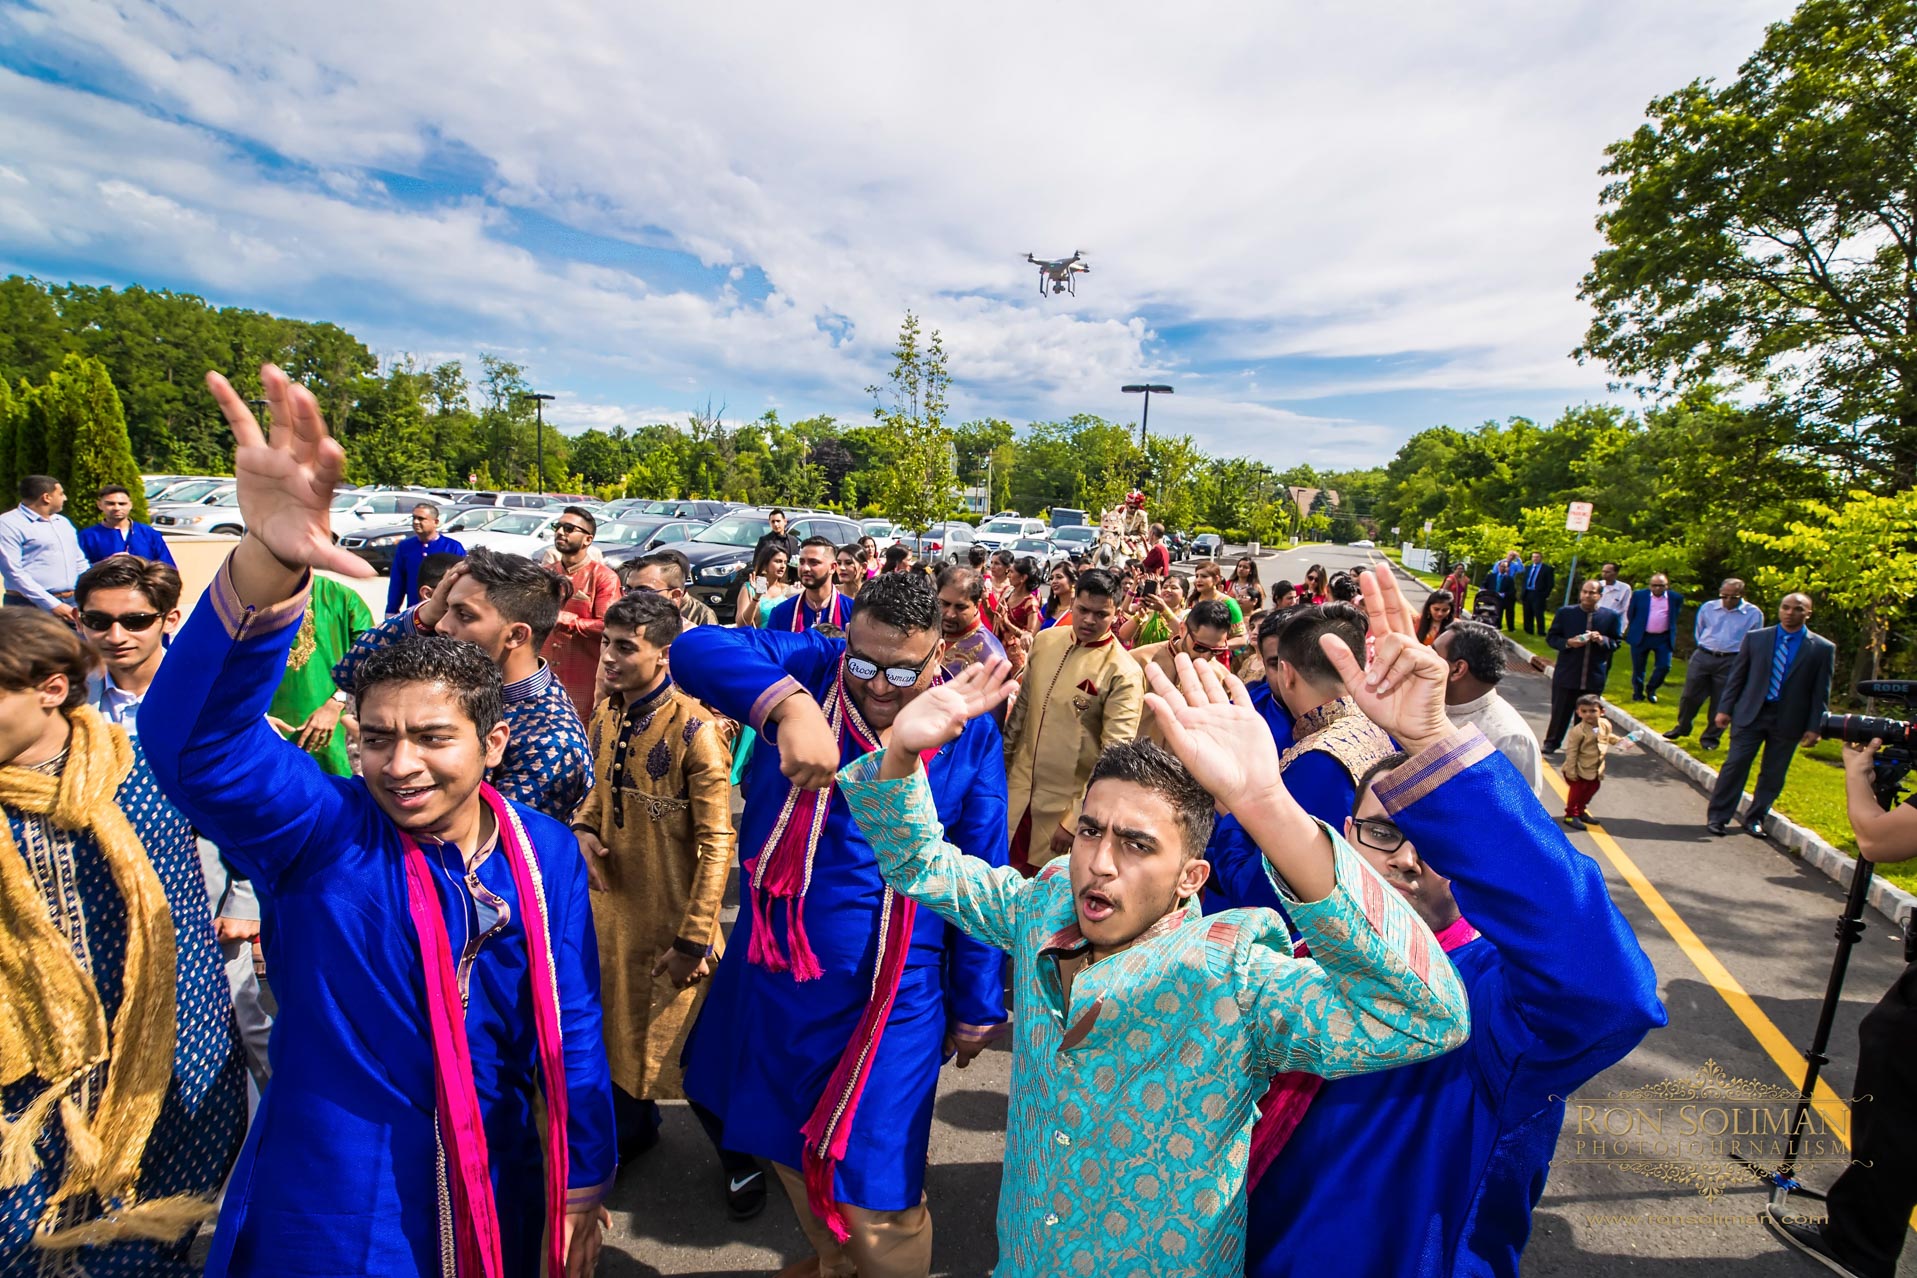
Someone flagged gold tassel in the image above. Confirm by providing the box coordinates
[35,1194,219,1249]
[0,1082,67,1189]
[57,1097,102,1184]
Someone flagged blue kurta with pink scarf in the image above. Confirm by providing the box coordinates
[141,563,617,1277]
[672,624,1009,1211]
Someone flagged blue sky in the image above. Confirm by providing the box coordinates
[0,0,1795,468]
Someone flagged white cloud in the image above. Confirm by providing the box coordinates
[0,0,1797,466]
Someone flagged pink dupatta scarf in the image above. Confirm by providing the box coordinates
[399,784,571,1278]
[746,661,936,1241]
[1245,914,1479,1190]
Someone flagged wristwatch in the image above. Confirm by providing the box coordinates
[330,690,350,705]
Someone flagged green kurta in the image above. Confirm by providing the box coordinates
[269,574,374,776]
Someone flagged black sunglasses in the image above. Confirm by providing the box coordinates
[844,648,937,688]
[80,610,164,633]
[1351,817,1407,854]
[554,522,593,537]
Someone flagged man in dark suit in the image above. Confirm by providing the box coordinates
[1520,551,1557,635]
[1705,592,1834,838]
[1482,551,1521,632]
[1623,573,1684,703]
[1542,578,1622,752]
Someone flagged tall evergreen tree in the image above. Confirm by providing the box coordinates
[57,354,147,528]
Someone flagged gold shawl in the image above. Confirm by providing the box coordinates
[0,705,204,1246]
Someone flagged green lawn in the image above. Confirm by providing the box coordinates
[1380,550,1903,894]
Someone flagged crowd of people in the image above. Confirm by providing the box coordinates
[3,361,1893,1278]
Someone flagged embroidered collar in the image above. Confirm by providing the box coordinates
[1293,694,1363,740]
[1075,631,1117,650]
[501,661,554,705]
[630,673,674,714]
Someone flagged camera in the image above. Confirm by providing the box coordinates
[1817,680,1916,749]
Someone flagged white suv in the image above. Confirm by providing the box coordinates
[973,517,1047,552]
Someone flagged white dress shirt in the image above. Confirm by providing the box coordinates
[1447,688,1545,798]
[1596,579,1633,627]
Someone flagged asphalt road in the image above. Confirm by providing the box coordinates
[598,540,1917,1277]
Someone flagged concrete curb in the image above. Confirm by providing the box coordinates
[1597,699,1917,930]
[1372,556,1917,930]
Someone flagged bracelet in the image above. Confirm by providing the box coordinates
[670,936,706,958]
[570,823,599,837]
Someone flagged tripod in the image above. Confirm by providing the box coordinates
[1742,748,1913,1210]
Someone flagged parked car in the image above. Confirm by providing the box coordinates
[973,516,1048,553]
[1350,538,1376,548]
[859,519,899,551]
[678,508,864,614]
[633,498,735,522]
[1048,506,1089,529]
[992,510,1021,519]
[896,522,976,566]
[597,517,708,567]
[151,483,246,535]
[455,491,551,510]
[455,510,569,557]
[1049,525,1100,561]
[328,491,443,538]
[151,477,230,505]
[1188,533,1224,560]
[338,503,499,573]
[1005,535,1058,567]
[141,474,191,501]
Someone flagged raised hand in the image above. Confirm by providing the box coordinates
[888,659,1019,759]
[207,365,373,580]
[1319,569,1453,755]
[1141,653,1284,816]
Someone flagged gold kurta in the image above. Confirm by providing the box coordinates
[1002,626,1144,864]
[575,677,736,1099]
[1127,639,1231,748]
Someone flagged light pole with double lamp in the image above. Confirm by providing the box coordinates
[516,391,556,494]
[1122,383,1173,449]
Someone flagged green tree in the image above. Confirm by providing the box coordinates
[0,379,16,505]
[868,313,956,533]
[1742,489,1917,685]
[1578,0,1917,487]
[51,355,147,527]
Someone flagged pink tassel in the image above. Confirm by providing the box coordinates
[786,896,824,982]
[805,1145,853,1244]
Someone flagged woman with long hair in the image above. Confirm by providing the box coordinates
[1231,557,1265,612]
[1416,589,1457,646]
[735,543,792,627]
[859,535,882,577]
[1041,562,1077,628]
[1302,564,1328,605]
[1441,563,1472,610]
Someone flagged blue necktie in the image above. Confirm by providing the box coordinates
[1527,565,1539,589]
[1766,630,1796,701]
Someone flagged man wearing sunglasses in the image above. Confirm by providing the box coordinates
[74,554,276,1090]
[1242,569,1665,1278]
[1131,597,1236,747]
[542,506,622,719]
[669,571,1010,1278]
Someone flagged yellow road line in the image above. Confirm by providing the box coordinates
[1541,765,1853,1146]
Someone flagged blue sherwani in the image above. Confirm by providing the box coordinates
[386,533,465,615]
[673,625,1009,1210]
[1247,729,1665,1277]
[142,565,617,1277]
[78,520,175,565]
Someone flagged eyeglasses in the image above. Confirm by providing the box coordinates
[1187,638,1231,659]
[1350,817,1407,854]
[622,584,658,595]
[554,523,593,537]
[844,648,937,687]
[79,610,164,633]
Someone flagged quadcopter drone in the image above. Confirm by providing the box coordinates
[1026,250,1089,298]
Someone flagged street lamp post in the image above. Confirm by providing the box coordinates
[1121,384,1173,449]
[517,392,556,493]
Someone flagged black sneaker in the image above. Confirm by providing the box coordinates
[726,1167,767,1221]
[1564,815,1587,830]
[1763,1204,1866,1276]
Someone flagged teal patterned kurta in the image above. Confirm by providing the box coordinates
[838,750,1471,1278]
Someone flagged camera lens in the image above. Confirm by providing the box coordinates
[1818,713,1915,748]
